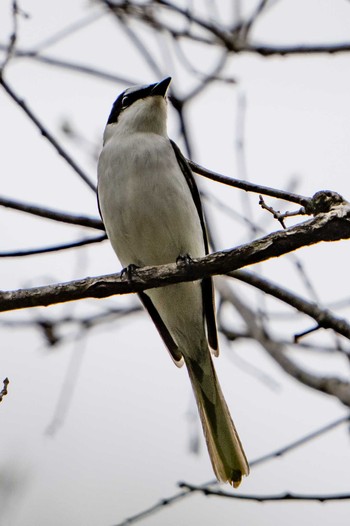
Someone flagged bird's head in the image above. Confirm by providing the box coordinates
[104,77,172,142]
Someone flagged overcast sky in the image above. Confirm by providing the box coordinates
[1,1,350,525]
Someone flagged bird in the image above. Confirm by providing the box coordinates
[97,76,249,487]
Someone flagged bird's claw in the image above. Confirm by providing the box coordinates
[121,264,139,283]
[176,253,193,267]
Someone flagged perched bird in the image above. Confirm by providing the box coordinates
[97,77,249,487]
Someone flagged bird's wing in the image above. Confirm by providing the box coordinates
[97,167,184,365]
[170,140,219,355]
[138,291,184,366]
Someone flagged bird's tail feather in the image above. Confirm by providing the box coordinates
[184,352,249,487]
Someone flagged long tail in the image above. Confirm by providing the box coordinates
[184,351,249,487]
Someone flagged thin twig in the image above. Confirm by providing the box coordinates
[189,160,311,207]
[221,327,350,355]
[0,44,138,84]
[101,1,350,56]
[32,10,106,53]
[238,0,270,41]
[0,0,26,72]
[112,487,193,526]
[0,77,97,192]
[0,195,104,230]
[218,278,350,406]
[178,483,350,502]
[0,378,10,403]
[113,414,350,525]
[259,194,307,228]
[249,414,350,467]
[231,270,350,341]
[0,234,107,258]
[246,42,350,56]
[113,13,164,79]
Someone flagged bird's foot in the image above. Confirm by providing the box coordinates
[121,264,139,283]
[176,253,193,267]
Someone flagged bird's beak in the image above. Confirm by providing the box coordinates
[150,77,172,97]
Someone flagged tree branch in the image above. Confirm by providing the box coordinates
[189,160,311,207]
[0,77,97,192]
[0,378,9,403]
[244,42,350,57]
[0,233,107,257]
[178,482,350,502]
[0,195,104,230]
[1,202,350,313]
[100,1,350,57]
[217,280,350,406]
[231,270,350,340]
[113,414,350,525]
[0,43,138,84]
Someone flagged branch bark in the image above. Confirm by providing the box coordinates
[1,203,350,314]
[217,280,350,407]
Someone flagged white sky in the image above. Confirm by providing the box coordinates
[1,1,350,525]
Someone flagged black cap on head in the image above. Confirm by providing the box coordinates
[107,77,172,124]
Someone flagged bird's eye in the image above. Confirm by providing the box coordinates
[121,95,129,108]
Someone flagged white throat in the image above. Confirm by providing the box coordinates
[104,96,168,144]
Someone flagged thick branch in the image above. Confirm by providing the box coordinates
[1,205,350,313]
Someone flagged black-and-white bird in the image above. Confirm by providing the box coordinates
[97,77,249,487]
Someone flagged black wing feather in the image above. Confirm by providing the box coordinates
[170,140,219,353]
[138,291,183,365]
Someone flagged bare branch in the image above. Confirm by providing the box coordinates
[112,487,193,526]
[32,11,106,53]
[0,305,142,349]
[113,414,350,525]
[217,280,350,406]
[231,270,350,340]
[98,1,350,57]
[0,43,138,84]
[1,0,31,74]
[249,414,350,467]
[104,0,229,44]
[0,233,107,258]
[1,203,350,315]
[112,11,164,78]
[0,195,104,230]
[221,326,350,355]
[190,160,311,207]
[238,0,270,41]
[0,77,97,192]
[245,42,350,57]
[0,0,19,72]
[178,482,350,502]
[0,378,9,403]
[259,194,306,228]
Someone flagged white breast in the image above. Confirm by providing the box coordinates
[98,131,205,268]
